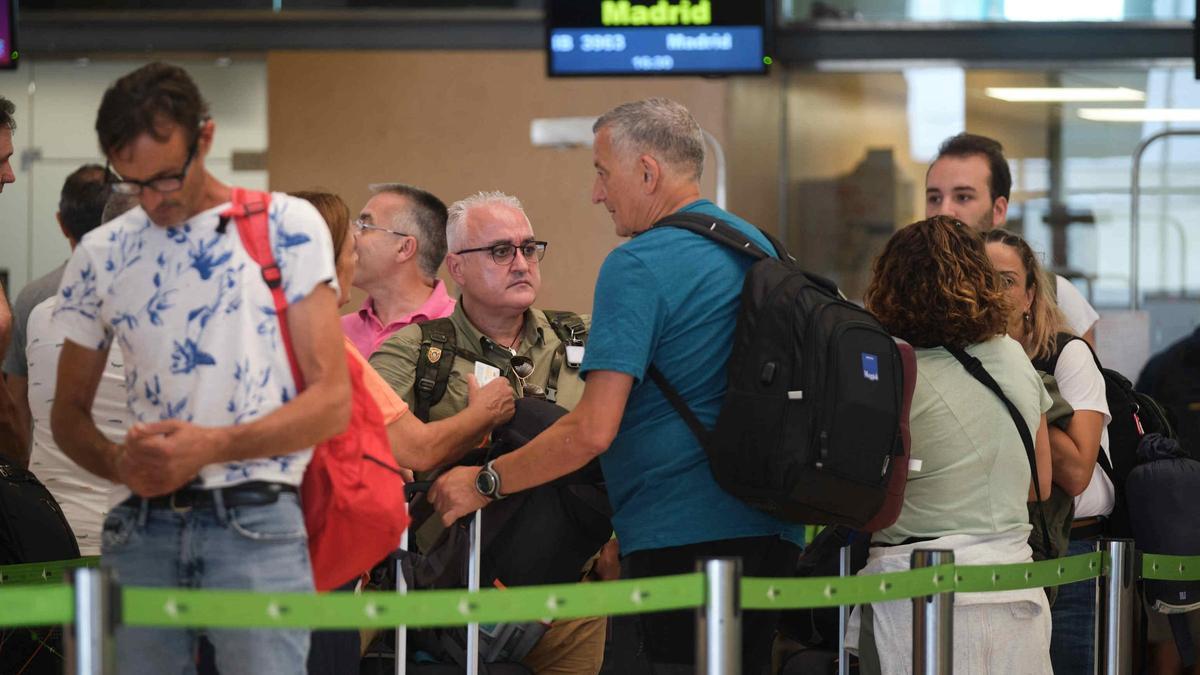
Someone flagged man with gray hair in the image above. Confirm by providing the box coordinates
[371,190,608,674]
[429,98,805,673]
[341,183,455,357]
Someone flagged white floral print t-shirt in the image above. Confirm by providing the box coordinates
[52,192,338,495]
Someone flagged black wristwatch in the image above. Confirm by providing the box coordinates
[475,461,505,500]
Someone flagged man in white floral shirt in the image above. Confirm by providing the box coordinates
[50,62,350,674]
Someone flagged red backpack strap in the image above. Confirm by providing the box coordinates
[222,187,306,391]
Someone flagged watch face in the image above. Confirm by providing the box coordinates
[476,470,497,497]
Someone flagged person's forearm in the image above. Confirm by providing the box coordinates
[0,286,11,362]
[218,376,350,463]
[1048,426,1093,496]
[0,381,28,467]
[399,406,492,471]
[5,376,31,461]
[492,410,606,494]
[50,401,122,481]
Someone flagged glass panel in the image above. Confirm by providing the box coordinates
[0,57,267,301]
[784,62,1200,376]
[783,0,1195,22]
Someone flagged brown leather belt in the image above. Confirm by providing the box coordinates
[1070,516,1105,540]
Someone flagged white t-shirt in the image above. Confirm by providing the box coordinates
[26,295,125,554]
[52,193,337,501]
[1056,275,1100,338]
[1053,339,1115,518]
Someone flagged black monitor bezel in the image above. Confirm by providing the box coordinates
[544,0,774,79]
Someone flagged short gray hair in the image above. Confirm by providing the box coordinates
[446,191,529,253]
[593,97,705,180]
[367,183,448,279]
[101,190,139,224]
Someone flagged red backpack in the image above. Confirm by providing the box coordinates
[225,187,409,591]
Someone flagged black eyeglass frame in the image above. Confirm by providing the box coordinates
[105,129,202,197]
[455,240,548,265]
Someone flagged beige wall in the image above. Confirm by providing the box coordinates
[268,50,750,314]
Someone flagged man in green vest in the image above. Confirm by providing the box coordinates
[370,190,607,675]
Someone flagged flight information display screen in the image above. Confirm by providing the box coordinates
[546,0,770,77]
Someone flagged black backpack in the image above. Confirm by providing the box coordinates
[1035,333,1175,537]
[395,399,611,669]
[1143,333,1200,460]
[412,311,588,420]
[0,458,80,674]
[1124,433,1200,665]
[648,213,906,529]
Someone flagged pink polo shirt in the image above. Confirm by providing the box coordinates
[341,280,456,358]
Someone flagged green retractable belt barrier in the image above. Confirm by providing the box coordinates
[1,552,1197,631]
[0,555,100,586]
[121,573,704,630]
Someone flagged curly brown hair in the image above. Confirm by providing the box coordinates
[864,216,1010,349]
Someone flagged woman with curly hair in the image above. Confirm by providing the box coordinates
[984,227,1111,675]
[845,215,1053,675]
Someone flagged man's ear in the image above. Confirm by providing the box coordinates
[56,212,78,247]
[395,236,418,265]
[445,253,466,286]
[638,154,662,195]
[992,195,1009,227]
[196,118,216,158]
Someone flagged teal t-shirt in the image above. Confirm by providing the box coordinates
[580,200,807,554]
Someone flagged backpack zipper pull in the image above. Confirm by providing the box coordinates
[1133,412,1145,436]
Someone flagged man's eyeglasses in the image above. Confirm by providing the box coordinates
[354,218,412,238]
[107,138,200,197]
[456,241,547,266]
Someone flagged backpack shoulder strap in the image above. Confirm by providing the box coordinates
[540,310,587,404]
[224,188,305,390]
[650,212,773,261]
[648,365,711,449]
[541,310,588,345]
[1032,332,1083,375]
[413,318,458,422]
[944,345,1052,553]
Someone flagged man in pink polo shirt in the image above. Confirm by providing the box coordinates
[342,183,456,357]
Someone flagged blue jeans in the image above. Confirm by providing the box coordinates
[1050,538,1098,675]
[102,490,313,675]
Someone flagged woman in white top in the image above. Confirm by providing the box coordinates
[985,228,1111,675]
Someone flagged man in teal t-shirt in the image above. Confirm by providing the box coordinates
[429,98,803,672]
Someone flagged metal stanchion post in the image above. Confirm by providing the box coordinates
[467,511,482,675]
[697,557,741,675]
[838,544,851,675]
[1099,538,1136,675]
[910,549,953,675]
[394,531,408,675]
[66,566,115,675]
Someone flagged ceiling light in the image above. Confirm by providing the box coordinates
[986,87,1145,103]
[1078,108,1200,122]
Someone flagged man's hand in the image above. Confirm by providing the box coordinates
[466,374,515,427]
[119,420,228,497]
[591,538,621,581]
[429,464,490,527]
